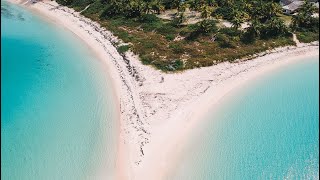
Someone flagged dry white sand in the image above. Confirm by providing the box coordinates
[9,0,319,179]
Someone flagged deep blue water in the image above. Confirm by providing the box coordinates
[174,57,319,179]
[1,2,118,179]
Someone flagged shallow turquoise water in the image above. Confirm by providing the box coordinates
[1,2,117,179]
[174,57,319,179]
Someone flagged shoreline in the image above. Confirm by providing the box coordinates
[7,0,319,179]
[163,52,320,179]
[135,50,319,180]
[7,0,131,178]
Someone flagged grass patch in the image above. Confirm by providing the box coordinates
[278,14,292,25]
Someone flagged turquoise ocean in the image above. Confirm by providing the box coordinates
[174,57,319,179]
[1,2,117,179]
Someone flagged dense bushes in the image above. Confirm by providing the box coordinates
[138,14,160,23]
[291,11,319,32]
[57,0,301,71]
[197,19,218,34]
[81,1,104,16]
[296,31,319,43]
[261,17,289,38]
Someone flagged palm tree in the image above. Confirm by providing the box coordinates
[265,17,288,36]
[188,0,202,11]
[263,2,281,21]
[230,10,244,29]
[248,19,262,37]
[151,0,165,14]
[200,4,213,19]
[172,2,187,27]
[178,2,188,13]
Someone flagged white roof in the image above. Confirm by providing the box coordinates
[283,1,304,11]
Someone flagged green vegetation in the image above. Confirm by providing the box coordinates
[290,1,319,43]
[56,0,318,72]
[296,31,319,43]
[117,45,131,54]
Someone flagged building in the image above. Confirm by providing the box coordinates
[282,1,304,14]
[280,0,295,6]
[281,0,319,5]
[281,0,319,15]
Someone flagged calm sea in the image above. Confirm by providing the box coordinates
[1,2,117,179]
[174,57,319,179]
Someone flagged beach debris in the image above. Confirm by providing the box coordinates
[160,76,164,83]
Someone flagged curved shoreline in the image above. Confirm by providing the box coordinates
[136,48,319,180]
[8,0,319,179]
[7,0,129,178]
[164,52,320,179]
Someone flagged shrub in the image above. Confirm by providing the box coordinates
[141,54,153,65]
[260,17,289,39]
[171,13,186,27]
[116,31,133,42]
[100,4,122,18]
[216,33,236,48]
[82,0,105,16]
[214,6,233,20]
[186,31,201,41]
[171,59,184,70]
[296,31,319,43]
[165,34,175,41]
[70,0,93,10]
[240,20,262,43]
[139,14,160,23]
[117,45,130,54]
[154,59,184,71]
[196,19,218,34]
[292,16,319,32]
[219,28,242,37]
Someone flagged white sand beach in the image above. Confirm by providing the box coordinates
[9,0,319,179]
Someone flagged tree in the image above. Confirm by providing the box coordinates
[262,2,281,21]
[230,9,244,29]
[188,0,203,11]
[262,17,289,37]
[162,0,180,9]
[151,0,165,14]
[178,2,188,13]
[249,1,281,23]
[200,4,213,19]
[197,19,218,34]
[241,19,262,43]
[291,0,317,31]
[172,3,187,27]
[249,19,263,37]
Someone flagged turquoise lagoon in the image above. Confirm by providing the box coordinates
[1,2,117,179]
[174,57,319,179]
